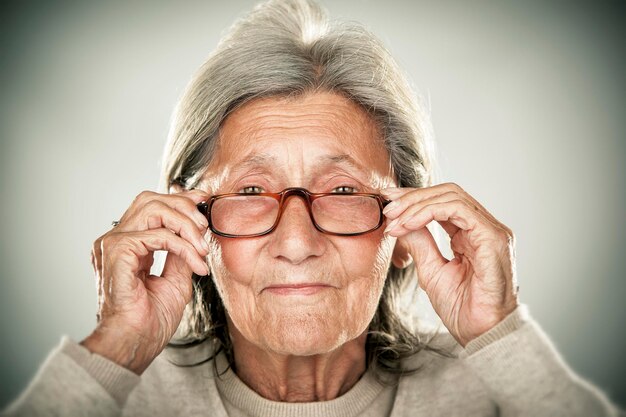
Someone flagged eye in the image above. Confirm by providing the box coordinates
[332,186,357,193]
[240,186,264,194]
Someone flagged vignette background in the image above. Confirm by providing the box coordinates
[1,0,624,409]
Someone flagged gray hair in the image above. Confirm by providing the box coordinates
[161,0,442,381]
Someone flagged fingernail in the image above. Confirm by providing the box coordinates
[384,219,399,234]
[382,201,399,215]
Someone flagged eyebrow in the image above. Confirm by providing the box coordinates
[230,153,368,177]
[236,153,363,167]
[233,153,277,171]
[314,154,368,176]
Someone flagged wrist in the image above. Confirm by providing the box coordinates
[462,304,525,353]
[457,301,520,347]
[80,322,158,375]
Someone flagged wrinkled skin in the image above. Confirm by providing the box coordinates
[84,92,518,402]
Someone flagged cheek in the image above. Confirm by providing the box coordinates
[206,235,261,333]
[211,236,259,285]
[206,230,396,354]
[339,230,393,282]
[342,232,395,326]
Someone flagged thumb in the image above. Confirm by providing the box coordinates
[397,226,447,290]
[159,251,200,301]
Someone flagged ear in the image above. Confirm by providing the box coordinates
[391,238,413,269]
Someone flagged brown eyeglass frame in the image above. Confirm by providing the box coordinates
[196,187,391,238]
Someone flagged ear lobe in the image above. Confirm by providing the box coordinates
[391,238,413,269]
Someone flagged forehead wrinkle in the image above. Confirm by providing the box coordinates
[313,154,368,180]
[306,154,394,191]
[200,150,280,193]
[202,92,394,192]
[233,100,375,148]
[246,99,366,126]
[231,152,277,173]
[206,146,392,192]
[244,120,349,147]
[220,93,385,162]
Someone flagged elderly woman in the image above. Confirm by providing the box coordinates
[3,1,622,416]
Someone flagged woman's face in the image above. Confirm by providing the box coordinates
[201,92,397,356]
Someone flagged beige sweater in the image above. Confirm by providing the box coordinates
[2,305,623,416]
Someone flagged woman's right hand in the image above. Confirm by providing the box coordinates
[81,189,210,375]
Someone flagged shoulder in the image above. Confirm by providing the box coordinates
[143,339,218,385]
[123,339,228,416]
[392,331,498,416]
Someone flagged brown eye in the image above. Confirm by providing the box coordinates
[241,186,264,194]
[332,186,357,193]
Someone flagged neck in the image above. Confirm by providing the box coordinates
[228,324,367,402]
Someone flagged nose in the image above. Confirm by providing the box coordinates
[267,195,325,264]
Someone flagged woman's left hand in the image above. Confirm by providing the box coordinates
[382,182,519,347]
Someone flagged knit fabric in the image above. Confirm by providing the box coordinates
[2,305,623,417]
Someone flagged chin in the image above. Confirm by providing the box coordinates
[260,312,353,356]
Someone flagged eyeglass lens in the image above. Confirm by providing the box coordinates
[210,194,381,236]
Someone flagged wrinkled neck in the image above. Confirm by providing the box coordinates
[229,324,367,402]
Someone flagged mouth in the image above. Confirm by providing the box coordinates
[263,283,333,296]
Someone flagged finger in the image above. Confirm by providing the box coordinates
[413,228,449,289]
[436,220,460,240]
[144,271,194,311]
[91,236,105,322]
[385,191,463,237]
[397,226,448,289]
[120,200,209,256]
[388,199,492,238]
[379,187,408,198]
[146,229,209,277]
[160,250,201,303]
[91,234,105,280]
[382,187,444,223]
[105,228,209,278]
[161,249,194,278]
[161,244,208,285]
[382,183,501,228]
[137,251,156,277]
[389,185,510,241]
[150,250,197,306]
[121,190,209,231]
[174,188,212,206]
[382,184,459,218]
[147,229,208,277]
[161,190,210,230]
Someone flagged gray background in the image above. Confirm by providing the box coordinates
[1,0,625,410]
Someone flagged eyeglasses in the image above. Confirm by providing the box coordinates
[197,187,390,238]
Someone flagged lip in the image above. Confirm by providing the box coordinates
[263,283,333,296]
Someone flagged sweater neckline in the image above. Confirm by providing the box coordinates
[213,351,388,417]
